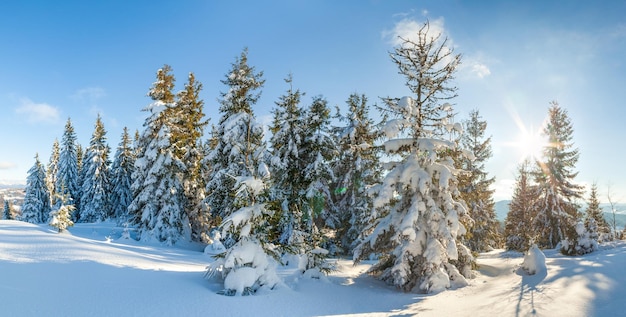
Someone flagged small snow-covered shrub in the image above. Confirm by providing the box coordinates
[203,231,226,256]
[205,239,280,296]
[49,204,75,233]
[120,222,132,240]
[561,221,597,256]
[521,244,546,275]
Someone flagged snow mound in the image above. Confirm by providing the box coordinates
[521,244,546,275]
[203,240,226,255]
[224,267,257,295]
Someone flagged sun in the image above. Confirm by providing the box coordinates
[516,127,546,161]
[506,106,547,161]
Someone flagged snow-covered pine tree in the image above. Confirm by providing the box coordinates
[354,21,473,293]
[49,190,75,233]
[46,139,60,207]
[532,101,584,251]
[205,117,279,296]
[331,93,381,254]
[56,118,81,214]
[79,115,112,222]
[269,78,336,272]
[289,95,338,268]
[585,183,611,242]
[110,127,135,223]
[128,65,190,245]
[205,48,265,240]
[269,75,307,249]
[3,199,12,220]
[173,72,209,242]
[302,96,337,232]
[504,160,537,252]
[20,154,51,224]
[456,109,500,252]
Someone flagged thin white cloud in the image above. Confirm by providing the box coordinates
[0,162,17,170]
[471,62,491,78]
[458,58,492,79]
[383,17,448,47]
[71,87,106,101]
[391,9,416,19]
[73,87,119,129]
[15,98,61,124]
[384,16,490,79]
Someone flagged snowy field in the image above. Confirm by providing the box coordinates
[1,220,625,317]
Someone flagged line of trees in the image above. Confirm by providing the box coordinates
[18,22,510,294]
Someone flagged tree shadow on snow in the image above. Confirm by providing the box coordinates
[515,266,547,317]
[512,243,626,317]
[539,244,626,316]
[292,260,422,317]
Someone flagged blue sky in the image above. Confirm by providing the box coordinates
[1,0,625,202]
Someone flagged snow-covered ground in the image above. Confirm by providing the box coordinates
[1,220,625,317]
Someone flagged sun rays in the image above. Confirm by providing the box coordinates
[505,106,548,162]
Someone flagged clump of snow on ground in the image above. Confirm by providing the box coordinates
[203,231,225,255]
[224,266,258,295]
[521,244,547,275]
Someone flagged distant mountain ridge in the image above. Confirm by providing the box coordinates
[0,184,25,189]
[495,200,626,229]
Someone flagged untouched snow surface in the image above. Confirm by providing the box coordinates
[1,220,626,316]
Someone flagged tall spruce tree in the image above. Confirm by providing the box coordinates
[269,75,307,248]
[128,65,190,245]
[354,21,473,293]
[504,160,537,251]
[56,118,80,213]
[269,78,336,272]
[300,96,337,253]
[332,93,381,254]
[20,154,51,224]
[173,72,209,242]
[205,114,279,296]
[79,115,112,222]
[585,183,611,242]
[47,139,60,207]
[205,48,266,241]
[457,110,500,252]
[533,101,584,251]
[110,127,135,222]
